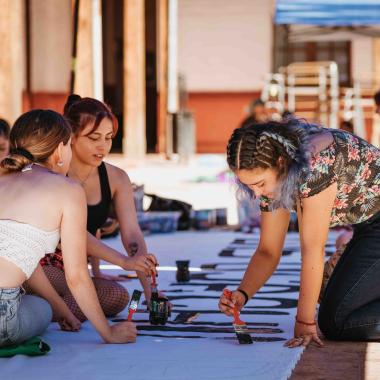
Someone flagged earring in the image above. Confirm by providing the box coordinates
[57,162,63,167]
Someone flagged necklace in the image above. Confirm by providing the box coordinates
[22,162,52,173]
[70,167,94,187]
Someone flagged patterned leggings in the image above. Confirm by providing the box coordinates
[25,265,129,322]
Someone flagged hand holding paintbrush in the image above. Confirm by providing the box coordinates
[218,288,247,316]
[220,289,253,344]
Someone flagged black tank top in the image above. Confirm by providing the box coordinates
[87,162,112,236]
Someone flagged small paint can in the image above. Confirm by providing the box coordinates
[215,208,227,225]
[149,295,171,325]
[176,260,190,282]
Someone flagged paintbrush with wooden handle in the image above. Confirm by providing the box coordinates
[223,289,253,344]
[127,290,142,321]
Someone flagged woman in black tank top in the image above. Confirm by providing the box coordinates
[39,95,158,322]
[86,162,112,236]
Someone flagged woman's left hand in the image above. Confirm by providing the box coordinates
[284,321,324,348]
[158,291,173,311]
[57,311,81,332]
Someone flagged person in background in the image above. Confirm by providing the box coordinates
[0,118,10,161]
[340,120,354,134]
[240,99,269,128]
[374,89,380,115]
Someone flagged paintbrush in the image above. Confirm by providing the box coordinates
[223,289,253,344]
[151,270,158,293]
[127,290,142,321]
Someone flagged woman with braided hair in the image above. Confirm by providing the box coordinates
[218,118,380,346]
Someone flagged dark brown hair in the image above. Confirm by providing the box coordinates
[0,109,71,173]
[63,94,118,137]
[0,118,10,139]
[374,90,380,106]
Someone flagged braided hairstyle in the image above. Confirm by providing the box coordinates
[227,118,321,209]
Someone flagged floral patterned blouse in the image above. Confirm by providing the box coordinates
[260,129,380,227]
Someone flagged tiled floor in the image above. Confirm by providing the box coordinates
[290,341,367,380]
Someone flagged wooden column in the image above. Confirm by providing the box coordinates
[157,0,168,154]
[123,0,146,159]
[0,0,24,123]
[74,0,94,97]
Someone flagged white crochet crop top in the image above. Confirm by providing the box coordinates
[0,219,60,279]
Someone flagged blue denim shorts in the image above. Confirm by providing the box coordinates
[0,287,22,346]
[0,288,52,347]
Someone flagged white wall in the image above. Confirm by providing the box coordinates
[352,38,373,84]
[0,0,25,123]
[178,0,274,92]
[31,0,72,92]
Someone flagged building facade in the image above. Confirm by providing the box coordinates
[1,0,379,157]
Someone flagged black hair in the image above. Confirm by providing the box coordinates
[374,90,380,106]
[0,119,10,139]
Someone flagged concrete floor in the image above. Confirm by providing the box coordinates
[108,153,240,224]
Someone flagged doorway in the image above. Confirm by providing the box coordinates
[102,0,124,153]
[145,0,158,153]
[102,0,158,153]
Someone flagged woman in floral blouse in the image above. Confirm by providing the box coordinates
[218,118,380,347]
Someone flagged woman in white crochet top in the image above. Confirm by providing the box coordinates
[0,110,155,346]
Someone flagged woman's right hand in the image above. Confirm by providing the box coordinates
[124,253,158,276]
[218,289,246,316]
[106,321,137,343]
